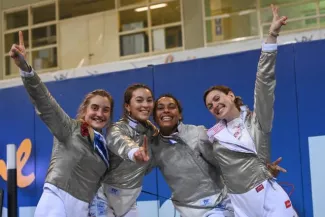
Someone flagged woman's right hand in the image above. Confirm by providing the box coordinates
[9,31,30,72]
[134,135,150,163]
[269,4,287,35]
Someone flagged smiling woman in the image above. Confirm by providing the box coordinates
[9,31,114,217]
[153,93,183,136]
[150,93,233,217]
[203,5,298,217]
[76,91,113,131]
[123,84,154,122]
[98,83,158,217]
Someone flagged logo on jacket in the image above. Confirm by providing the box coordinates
[109,187,120,196]
[201,198,212,206]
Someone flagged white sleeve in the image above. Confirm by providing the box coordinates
[20,69,35,77]
[262,43,277,52]
[128,147,139,162]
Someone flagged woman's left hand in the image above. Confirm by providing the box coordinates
[267,157,287,177]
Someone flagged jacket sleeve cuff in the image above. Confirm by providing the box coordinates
[262,43,277,52]
[128,147,139,162]
[20,68,35,77]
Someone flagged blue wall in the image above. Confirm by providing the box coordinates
[1,40,324,217]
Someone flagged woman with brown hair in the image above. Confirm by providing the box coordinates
[9,31,113,217]
[102,84,158,217]
[203,5,297,217]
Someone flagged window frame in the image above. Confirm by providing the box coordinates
[2,0,59,79]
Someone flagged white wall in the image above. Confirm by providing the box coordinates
[308,135,325,217]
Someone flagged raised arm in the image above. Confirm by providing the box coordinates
[254,5,287,133]
[9,31,73,142]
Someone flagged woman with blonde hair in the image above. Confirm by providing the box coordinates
[9,31,113,217]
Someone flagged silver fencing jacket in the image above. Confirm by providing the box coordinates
[103,117,158,188]
[102,117,158,216]
[151,122,229,217]
[207,49,277,194]
[22,72,108,203]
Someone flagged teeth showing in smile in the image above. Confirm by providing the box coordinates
[216,105,225,115]
[161,116,172,121]
[93,118,104,123]
[140,110,149,114]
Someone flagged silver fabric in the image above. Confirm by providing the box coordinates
[209,50,277,194]
[103,117,157,215]
[22,72,107,203]
[151,123,231,217]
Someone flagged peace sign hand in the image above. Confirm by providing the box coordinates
[269,4,287,35]
[267,157,287,178]
[134,135,150,163]
[9,31,30,72]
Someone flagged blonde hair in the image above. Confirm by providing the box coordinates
[76,89,114,122]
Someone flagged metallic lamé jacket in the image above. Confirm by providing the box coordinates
[151,122,227,214]
[103,117,158,189]
[209,49,277,194]
[22,72,107,203]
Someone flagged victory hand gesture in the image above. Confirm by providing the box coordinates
[269,4,287,36]
[9,31,30,72]
[267,157,287,178]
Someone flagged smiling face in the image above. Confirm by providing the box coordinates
[77,89,113,131]
[154,96,182,135]
[125,88,154,122]
[205,90,239,121]
[84,95,111,130]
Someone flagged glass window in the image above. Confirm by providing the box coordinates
[118,0,183,56]
[119,0,146,7]
[32,47,58,70]
[32,25,57,48]
[319,0,325,25]
[150,1,181,26]
[320,0,325,12]
[32,4,56,24]
[59,0,115,20]
[261,2,317,23]
[5,10,28,30]
[4,30,29,52]
[150,0,169,2]
[119,9,148,32]
[263,18,318,35]
[120,32,149,56]
[260,0,300,8]
[4,2,59,77]
[165,26,182,49]
[152,25,182,51]
[5,55,20,76]
[205,0,256,17]
[206,12,258,43]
